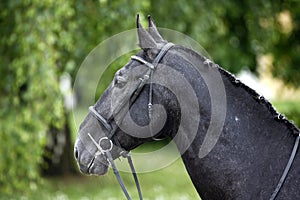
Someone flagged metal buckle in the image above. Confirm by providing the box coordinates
[88,133,113,155]
[120,151,130,158]
[98,137,113,153]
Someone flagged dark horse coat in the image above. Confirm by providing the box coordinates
[74,15,300,200]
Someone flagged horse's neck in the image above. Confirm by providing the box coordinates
[176,64,298,199]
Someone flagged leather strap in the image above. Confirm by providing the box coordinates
[269,133,300,200]
[89,106,113,132]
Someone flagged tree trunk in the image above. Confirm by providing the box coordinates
[41,112,78,176]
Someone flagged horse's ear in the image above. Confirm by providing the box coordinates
[147,15,164,43]
[137,14,157,49]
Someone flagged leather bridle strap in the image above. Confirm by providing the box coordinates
[89,106,113,132]
[152,42,174,67]
[131,43,174,138]
[148,42,174,113]
[88,106,142,200]
[269,133,300,200]
[87,43,174,200]
[87,133,133,199]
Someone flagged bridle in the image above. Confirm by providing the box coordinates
[87,42,174,200]
[86,41,299,200]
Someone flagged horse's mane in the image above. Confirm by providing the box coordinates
[176,45,300,136]
[217,66,300,136]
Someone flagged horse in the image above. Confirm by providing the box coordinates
[74,15,300,200]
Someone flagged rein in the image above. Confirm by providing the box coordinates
[87,43,174,200]
[269,133,300,200]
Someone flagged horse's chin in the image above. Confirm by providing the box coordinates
[87,159,109,176]
[89,165,109,176]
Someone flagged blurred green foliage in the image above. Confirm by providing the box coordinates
[273,101,300,127]
[147,0,300,86]
[1,0,300,197]
[0,0,74,196]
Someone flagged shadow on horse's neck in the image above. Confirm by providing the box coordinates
[166,46,300,199]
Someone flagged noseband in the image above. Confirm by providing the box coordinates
[88,43,174,200]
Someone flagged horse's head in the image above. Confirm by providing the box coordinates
[74,15,181,175]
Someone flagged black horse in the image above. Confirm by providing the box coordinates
[74,15,300,200]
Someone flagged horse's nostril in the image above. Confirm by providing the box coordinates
[74,148,79,160]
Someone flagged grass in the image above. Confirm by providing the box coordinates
[9,107,199,200]
[18,158,199,200]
